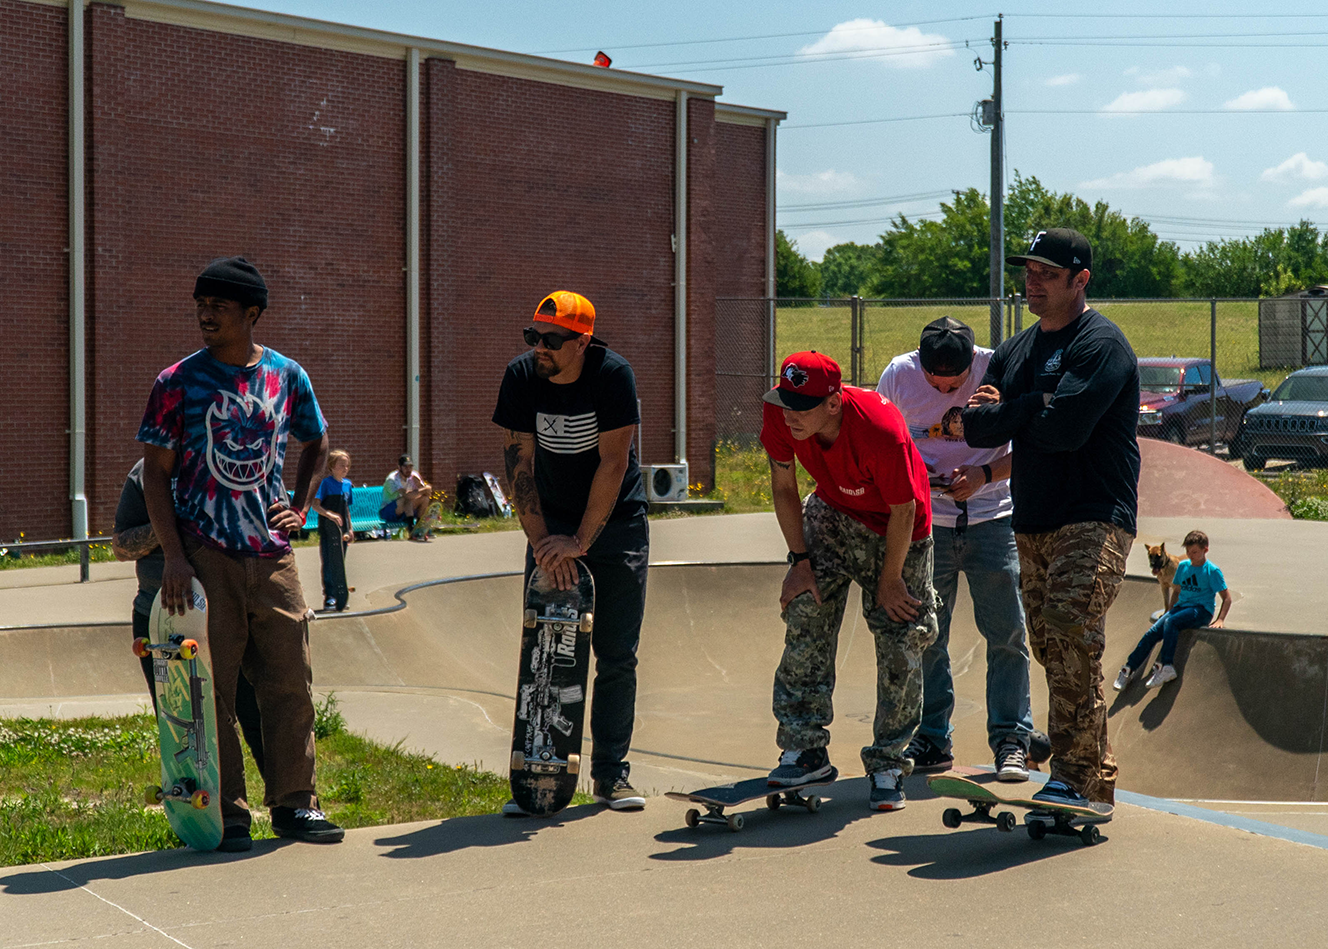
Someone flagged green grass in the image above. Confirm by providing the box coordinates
[0,542,116,570]
[0,696,564,866]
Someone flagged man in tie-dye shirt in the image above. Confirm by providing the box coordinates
[138,256,342,852]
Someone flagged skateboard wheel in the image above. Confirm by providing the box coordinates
[685,808,700,828]
[178,639,198,660]
[997,811,1017,833]
[726,814,744,832]
[1079,824,1101,846]
[765,794,781,811]
[132,638,151,658]
[510,750,525,772]
[523,609,537,628]
[804,795,821,813]
[145,785,163,806]
[942,808,963,829]
[1027,819,1047,840]
[190,789,210,810]
[580,611,594,633]
[567,753,580,776]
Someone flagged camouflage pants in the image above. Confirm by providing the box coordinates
[773,493,939,774]
[1016,521,1133,804]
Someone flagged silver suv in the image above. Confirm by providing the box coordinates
[1235,366,1328,470]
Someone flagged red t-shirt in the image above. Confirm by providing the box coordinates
[761,387,932,539]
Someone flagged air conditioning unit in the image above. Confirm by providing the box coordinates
[643,463,689,502]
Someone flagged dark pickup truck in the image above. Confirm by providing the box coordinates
[1136,357,1270,447]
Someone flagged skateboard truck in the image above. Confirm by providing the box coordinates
[511,749,580,776]
[941,801,1019,834]
[1025,810,1103,845]
[684,789,824,833]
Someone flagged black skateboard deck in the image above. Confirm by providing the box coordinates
[665,768,839,832]
[508,561,594,817]
[928,768,1114,846]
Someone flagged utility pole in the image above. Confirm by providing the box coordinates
[988,17,1004,348]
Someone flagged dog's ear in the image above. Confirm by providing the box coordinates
[1159,542,1166,555]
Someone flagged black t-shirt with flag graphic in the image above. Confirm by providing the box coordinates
[493,345,647,528]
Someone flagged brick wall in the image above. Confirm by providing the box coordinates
[0,0,69,541]
[3,0,774,538]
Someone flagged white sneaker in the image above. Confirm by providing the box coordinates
[1113,665,1135,692]
[501,799,530,817]
[1144,663,1178,689]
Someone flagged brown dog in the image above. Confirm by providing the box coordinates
[1146,542,1182,610]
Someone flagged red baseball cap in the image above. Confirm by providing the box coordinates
[763,351,842,411]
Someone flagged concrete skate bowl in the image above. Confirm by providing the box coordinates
[2,565,1325,802]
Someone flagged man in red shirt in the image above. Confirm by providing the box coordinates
[761,351,938,811]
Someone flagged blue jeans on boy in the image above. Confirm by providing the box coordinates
[1126,604,1211,670]
[919,516,1034,753]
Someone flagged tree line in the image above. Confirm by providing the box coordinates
[778,172,1328,300]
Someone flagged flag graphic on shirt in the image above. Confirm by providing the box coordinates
[537,411,599,455]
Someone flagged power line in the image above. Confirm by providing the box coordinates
[781,189,957,212]
[628,39,973,72]
[784,112,967,130]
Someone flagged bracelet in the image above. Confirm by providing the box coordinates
[981,464,992,484]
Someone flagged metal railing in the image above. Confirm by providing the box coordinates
[2,536,112,583]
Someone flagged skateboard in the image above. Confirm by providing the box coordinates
[928,768,1113,846]
[413,500,445,537]
[666,768,839,832]
[133,578,223,851]
[508,561,594,816]
[482,471,513,518]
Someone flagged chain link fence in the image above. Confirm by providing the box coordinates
[715,295,1299,448]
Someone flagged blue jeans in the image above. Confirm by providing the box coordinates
[920,517,1033,753]
[1126,604,1211,670]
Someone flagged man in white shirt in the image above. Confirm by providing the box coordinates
[877,317,1034,780]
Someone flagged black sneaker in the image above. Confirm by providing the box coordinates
[994,740,1029,782]
[1030,780,1089,808]
[904,735,953,774]
[767,748,833,787]
[270,806,345,843]
[216,824,252,853]
[591,775,645,810]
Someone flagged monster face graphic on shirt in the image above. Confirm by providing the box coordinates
[205,390,281,491]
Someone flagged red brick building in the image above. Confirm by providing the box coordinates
[1,0,782,541]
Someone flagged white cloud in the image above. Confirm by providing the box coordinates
[791,230,839,263]
[1262,152,1328,182]
[1045,73,1081,87]
[1224,86,1294,111]
[777,168,864,195]
[1100,88,1187,116]
[1288,187,1328,210]
[1124,65,1193,87]
[1081,156,1216,191]
[798,18,954,69]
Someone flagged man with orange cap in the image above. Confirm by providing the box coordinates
[493,291,650,814]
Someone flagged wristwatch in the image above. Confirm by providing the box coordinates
[787,550,811,565]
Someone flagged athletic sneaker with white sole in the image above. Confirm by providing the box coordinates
[994,740,1029,782]
[767,747,834,787]
[1144,663,1178,688]
[592,775,645,810]
[501,799,530,817]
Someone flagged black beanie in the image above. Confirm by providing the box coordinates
[194,256,268,311]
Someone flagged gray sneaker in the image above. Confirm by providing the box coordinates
[994,740,1029,782]
[767,747,833,787]
[501,799,530,817]
[868,768,906,811]
[592,775,645,810]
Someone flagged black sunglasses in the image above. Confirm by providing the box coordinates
[523,327,579,350]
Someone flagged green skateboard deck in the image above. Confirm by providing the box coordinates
[135,579,224,851]
[928,768,1113,846]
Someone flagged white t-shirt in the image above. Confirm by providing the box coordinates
[877,348,1012,528]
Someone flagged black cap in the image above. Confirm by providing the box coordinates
[194,256,268,311]
[398,454,413,467]
[918,317,975,376]
[1006,228,1092,272]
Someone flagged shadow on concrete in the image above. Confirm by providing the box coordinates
[373,804,601,859]
[0,838,293,894]
[865,825,1110,879]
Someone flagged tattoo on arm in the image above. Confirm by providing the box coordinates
[503,435,522,486]
[513,471,542,517]
[580,518,607,551]
[770,459,793,471]
[113,523,160,561]
[504,431,542,518]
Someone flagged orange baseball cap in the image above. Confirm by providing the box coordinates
[533,291,603,343]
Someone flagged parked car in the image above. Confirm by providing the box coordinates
[1136,357,1270,448]
[1233,366,1328,471]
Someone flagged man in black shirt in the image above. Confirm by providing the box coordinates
[962,228,1139,809]
[493,291,649,813]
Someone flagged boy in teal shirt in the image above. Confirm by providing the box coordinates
[1115,529,1232,690]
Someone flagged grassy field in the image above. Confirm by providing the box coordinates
[0,695,552,866]
[773,299,1289,393]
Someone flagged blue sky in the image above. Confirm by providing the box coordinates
[240,1,1328,261]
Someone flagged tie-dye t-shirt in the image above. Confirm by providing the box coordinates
[137,347,326,556]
